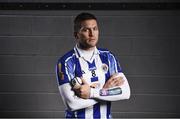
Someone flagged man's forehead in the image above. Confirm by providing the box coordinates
[80,25,98,29]
[80,19,98,27]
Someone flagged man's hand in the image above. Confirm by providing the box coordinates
[73,78,91,99]
[103,73,124,89]
[90,82,100,88]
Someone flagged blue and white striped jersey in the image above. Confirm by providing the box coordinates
[56,46,130,119]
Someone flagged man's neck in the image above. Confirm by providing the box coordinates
[77,44,95,51]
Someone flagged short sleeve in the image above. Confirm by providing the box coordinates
[56,59,74,85]
[108,52,122,75]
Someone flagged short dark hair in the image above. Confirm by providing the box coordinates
[74,12,97,32]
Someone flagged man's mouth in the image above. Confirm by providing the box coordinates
[89,38,96,41]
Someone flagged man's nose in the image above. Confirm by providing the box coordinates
[89,29,94,36]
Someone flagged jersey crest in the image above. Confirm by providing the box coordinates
[102,63,108,73]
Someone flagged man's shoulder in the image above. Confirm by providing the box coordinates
[98,48,110,53]
[97,48,118,61]
[57,49,76,63]
[98,48,114,55]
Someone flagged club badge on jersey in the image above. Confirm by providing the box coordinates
[102,63,108,73]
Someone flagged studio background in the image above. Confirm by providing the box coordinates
[0,0,180,118]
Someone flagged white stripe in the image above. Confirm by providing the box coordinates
[110,53,118,73]
[100,102,107,119]
[65,53,76,62]
[99,50,109,53]
[96,56,106,89]
[85,106,93,119]
[65,63,71,80]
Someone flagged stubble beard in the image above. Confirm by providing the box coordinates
[78,40,98,51]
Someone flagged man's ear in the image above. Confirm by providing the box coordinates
[74,32,78,39]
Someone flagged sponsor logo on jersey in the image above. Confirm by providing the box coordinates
[58,63,64,80]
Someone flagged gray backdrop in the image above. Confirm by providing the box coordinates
[0,0,180,118]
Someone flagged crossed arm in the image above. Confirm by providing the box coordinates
[74,72,130,101]
[58,72,130,111]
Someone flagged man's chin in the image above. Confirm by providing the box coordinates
[85,45,96,50]
[88,41,98,46]
[88,44,97,48]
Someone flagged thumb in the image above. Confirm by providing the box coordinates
[109,73,118,80]
[111,73,120,79]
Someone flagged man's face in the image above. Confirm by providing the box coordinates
[75,19,99,50]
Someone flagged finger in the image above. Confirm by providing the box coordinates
[109,73,121,82]
[114,76,123,80]
[81,78,88,84]
[117,79,125,86]
[112,80,120,86]
[90,83,99,88]
[107,76,116,83]
[112,79,124,86]
[103,75,121,88]
[72,84,81,90]
[108,73,118,81]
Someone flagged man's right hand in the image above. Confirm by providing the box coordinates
[73,78,91,99]
[103,73,124,89]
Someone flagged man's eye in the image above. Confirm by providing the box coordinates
[93,27,98,31]
[80,27,98,32]
[83,29,89,32]
[80,28,88,32]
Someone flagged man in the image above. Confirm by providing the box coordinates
[56,12,130,119]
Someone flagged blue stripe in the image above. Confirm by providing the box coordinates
[75,57,82,77]
[65,110,75,118]
[91,77,98,82]
[77,109,85,118]
[106,102,111,119]
[87,60,96,71]
[93,103,101,118]
[109,53,122,73]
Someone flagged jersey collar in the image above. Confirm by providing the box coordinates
[74,44,100,59]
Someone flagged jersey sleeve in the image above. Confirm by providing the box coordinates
[108,52,122,75]
[56,58,98,111]
[90,72,130,101]
[56,62,69,85]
